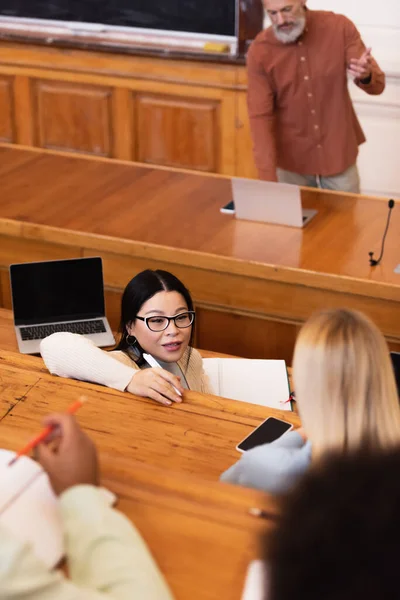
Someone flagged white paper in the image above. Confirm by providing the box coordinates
[241,560,268,600]
[0,449,63,569]
[0,450,117,569]
[203,358,291,410]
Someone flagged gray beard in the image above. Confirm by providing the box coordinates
[273,16,306,44]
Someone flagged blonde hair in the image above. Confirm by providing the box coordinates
[293,309,400,456]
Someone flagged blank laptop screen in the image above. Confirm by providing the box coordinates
[11,258,105,326]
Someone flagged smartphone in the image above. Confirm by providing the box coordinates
[390,352,400,398]
[220,200,236,214]
[236,417,293,453]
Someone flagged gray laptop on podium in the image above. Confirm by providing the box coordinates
[231,177,317,227]
[10,257,115,354]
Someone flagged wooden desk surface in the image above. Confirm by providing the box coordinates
[0,349,283,599]
[99,457,276,600]
[0,349,299,478]
[0,146,398,359]
[0,146,398,291]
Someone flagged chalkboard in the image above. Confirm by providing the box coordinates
[0,1,237,37]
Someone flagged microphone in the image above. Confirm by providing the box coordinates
[369,199,395,267]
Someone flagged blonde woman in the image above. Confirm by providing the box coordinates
[221,308,400,493]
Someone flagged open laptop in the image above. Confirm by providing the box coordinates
[222,178,317,228]
[10,257,115,354]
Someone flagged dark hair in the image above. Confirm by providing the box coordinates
[266,447,400,600]
[115,269,195,367]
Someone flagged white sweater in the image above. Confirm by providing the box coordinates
[0,485,173,599]
[40,333,213,394]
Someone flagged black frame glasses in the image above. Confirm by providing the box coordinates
[135,311,195,332]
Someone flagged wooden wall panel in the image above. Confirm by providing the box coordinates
[196,307,299,364]
[0,268,12,309]
[104,287,123,335]
[135,93,219,172]
[0,236,81,267]
[235,90,258,179]
[32,80,113,156]
[111,87,133,161]
[13,76,35,145]
[0,75,15,143]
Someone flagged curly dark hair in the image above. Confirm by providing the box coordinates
[266,447,400,600]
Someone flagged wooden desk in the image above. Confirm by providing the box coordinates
[99,457,276,600]
[0,146,398,364]
[0,350,300,477]
[1,390,278,600]
[0,351,282,599]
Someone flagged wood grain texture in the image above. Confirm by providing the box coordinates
[0,362,42,419]
[99,457,276,600]
[0,147,398,358]
[32,80,113,155]
[13,75,35,145]
[111,86,133,160]
[0,269,12,309]
[235,90,258,178]
[136,93,219,172]
[0,75,15,143]
[0,348,300,477]
[196,307,300,364]
[0,41,244,175]
[0,348,277,600]
[0,148,398,289]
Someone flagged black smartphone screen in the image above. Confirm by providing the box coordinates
[220,200,236,214]
[237,417,292,452]
[391,352,400,398]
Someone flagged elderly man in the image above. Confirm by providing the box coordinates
[247,1,385,193]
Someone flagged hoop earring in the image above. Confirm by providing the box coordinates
[126,334,137,346]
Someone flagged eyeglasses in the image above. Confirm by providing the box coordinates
[135,311,195,332]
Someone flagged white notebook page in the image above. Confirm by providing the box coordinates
[0,449,63,568]
[203,358,291,410]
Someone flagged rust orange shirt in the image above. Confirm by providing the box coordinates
[247,10,385,180]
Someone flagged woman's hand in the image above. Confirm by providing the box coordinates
[126,368,184,406]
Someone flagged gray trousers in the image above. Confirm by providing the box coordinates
[277,164,360,194]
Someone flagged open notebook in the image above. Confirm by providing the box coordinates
[0,449,63,568]
[202,358,291,411]
[0,449,116,569]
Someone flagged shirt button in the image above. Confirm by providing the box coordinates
[304,75,309,81]
[311,109,316,114]
[300,56,306,62]
[314,124,319,130]
[308,92,313,98]
[298,41,303,46]
[317,144,322,148]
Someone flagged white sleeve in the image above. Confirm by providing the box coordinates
[61,486,174,600]
[40,333,136,392]
[0,486,174,600]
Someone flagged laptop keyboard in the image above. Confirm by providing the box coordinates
[20,320,106,341]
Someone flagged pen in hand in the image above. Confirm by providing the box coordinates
[8,396,87,467]
[142,353,182,397]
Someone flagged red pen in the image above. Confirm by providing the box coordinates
[281,391,296,405]
[8,396,87,467]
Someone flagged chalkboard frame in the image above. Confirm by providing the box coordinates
[0,0,264,57]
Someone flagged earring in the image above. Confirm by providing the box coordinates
[126,334,137,346]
